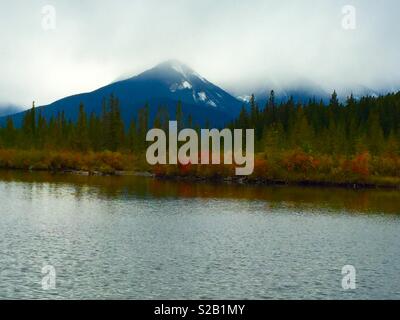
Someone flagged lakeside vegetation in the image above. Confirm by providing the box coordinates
[0,91,399,188]
[0,149,137,174]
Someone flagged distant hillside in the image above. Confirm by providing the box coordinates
[0,60,243,128]
[1,61,397,128]
[0,104,23,117]
[236,79,384,106]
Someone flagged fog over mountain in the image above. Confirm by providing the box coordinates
[0,104,23,117]
[0,60,243,127]
[0,0,399,110]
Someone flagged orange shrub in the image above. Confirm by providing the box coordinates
[351,152,370,178]
[283,149,319,174]
[252,158,268,178]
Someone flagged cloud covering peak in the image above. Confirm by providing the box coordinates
[0,0,399,107]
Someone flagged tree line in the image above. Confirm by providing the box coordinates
[0,90,399,157]
[1,95,153,153]
[231,90,400,156]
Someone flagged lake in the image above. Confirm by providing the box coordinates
[0,170,399,300]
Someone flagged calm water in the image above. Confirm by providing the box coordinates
[0,171,400,300]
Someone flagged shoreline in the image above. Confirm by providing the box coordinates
[154,173,400,190]
[1,166,399,191]
[0,149,399,190]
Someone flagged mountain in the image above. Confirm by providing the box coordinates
[0,104,23,117]
[236,78,387,106]
[236,78,331,106]
[3,61,397,128]
[339,85,380,100]
[1,60,243,128]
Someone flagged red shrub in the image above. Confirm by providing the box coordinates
[283,150,319,173]
[351,152,370,177]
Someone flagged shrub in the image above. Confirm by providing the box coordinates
[351,152,370,178]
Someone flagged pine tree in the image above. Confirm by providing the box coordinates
[385,130,399,156]
[110,96,124,151]
[262,122,284,154]
[88,112,101,151]
[127,118,138,152]
[237,105,249,129]
[21,101,36,148]
[367,110,385,155]
[36,109,47,149]
[176,101,183,129]
[290,105,313,152]
[137,103,149,151]
[4,117,16,148]
[75,102,89,151]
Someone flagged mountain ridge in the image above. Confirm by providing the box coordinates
[1,60,399,127]
[0,60,243,128]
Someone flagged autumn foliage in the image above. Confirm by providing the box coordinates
[0,149,134,174]
[0,90,399,187]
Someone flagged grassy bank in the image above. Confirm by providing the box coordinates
[153,150,400,189]
[0,149,399,189]
[0,149,141,174]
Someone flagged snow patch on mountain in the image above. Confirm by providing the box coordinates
[192,71,206,83]
[207,100,217,107]
[170,80,193,92]
[198,92,207,101]
[237,95,251,102]
[171,63,186,77]
[181,81,192,89]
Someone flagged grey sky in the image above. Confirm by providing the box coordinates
[0,0,399,107]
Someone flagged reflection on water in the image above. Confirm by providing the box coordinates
[0,170,400,300]
[1,170,399,214]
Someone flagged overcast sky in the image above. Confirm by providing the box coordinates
[1,0,399,108]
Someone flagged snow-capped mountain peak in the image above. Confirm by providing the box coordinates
[0,60,243,128]
[145,60,202,83]
[133,60,239,111]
